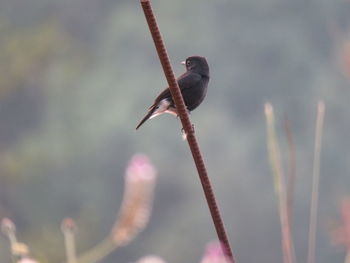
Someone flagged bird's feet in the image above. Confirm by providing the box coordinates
[190,124,195,132]
[181,124,195,140]
[181,124,195,133]
[176,109,190,119]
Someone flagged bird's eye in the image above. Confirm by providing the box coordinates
[186,60,191,66]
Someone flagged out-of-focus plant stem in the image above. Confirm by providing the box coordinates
[265,103,296,263]
[284,116,296,222]
[72,154,157,263]
[307,101,325,263]
[62,218,77,263]
[76,237,116,263]
[345,251,350,263]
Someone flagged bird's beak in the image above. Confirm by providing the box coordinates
[181,61,186,65]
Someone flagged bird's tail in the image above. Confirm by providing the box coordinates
[135,107,156,130]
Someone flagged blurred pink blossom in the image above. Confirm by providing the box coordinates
[201,241,232,263]
[1,218,16,236]
[111,154,157,245]
[126,154,157,182]
[135,255,166,263]
[17,257,38,263]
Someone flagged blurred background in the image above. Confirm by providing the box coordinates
[1,0,350,262]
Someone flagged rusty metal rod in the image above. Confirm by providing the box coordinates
[140,0,235,261]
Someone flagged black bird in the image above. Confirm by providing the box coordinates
[136,56,209,129]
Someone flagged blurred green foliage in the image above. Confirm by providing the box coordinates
[1,0,350,262]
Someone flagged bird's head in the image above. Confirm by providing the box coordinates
[181,56,209,78]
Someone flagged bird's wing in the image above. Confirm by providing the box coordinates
[149,87,171,109]
[177,72,202,92]
[149,72,201,109]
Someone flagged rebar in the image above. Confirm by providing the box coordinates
[140,1,235,261]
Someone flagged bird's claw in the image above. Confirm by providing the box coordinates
[181,124,195,140]
[181,124,195,133]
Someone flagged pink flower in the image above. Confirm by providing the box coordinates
[111,154,157,246]
[135,255,166,263]
[201,241,232,263]
[126,154,157,182]
[17,258,39,263]
[1,218,16,236]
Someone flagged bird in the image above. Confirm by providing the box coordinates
[136,56,209,130]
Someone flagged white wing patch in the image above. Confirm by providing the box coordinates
[150,99,171,119]
[164,108,178,116]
